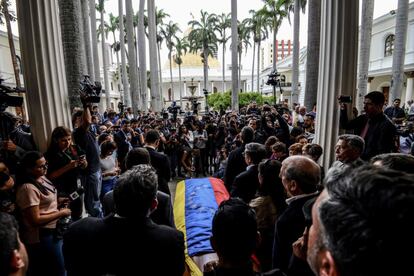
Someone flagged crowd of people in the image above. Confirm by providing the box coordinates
[1,90,414,276]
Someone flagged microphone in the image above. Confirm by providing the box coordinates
[69,186,85,201]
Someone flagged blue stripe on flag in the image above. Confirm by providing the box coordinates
[185,178,218,257]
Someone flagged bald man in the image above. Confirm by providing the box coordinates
[272,156,320,275]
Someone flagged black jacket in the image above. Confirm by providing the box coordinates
[145,146,171,195]
[224,145,246,192]
[272,194,317,273]
[231,165,260,203]
[63,215,185,276]
[102,190,175,228]
[340,110,396,160]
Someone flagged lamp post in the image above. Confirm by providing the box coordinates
[266,70,281,105]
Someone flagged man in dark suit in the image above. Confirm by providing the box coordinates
[272,156,320,275]
[102,148,175,227]
[63,165,185,276]
[340,91,397,160]
[231,142,266,203]
[144,129,171,195]
[114,119,133,171]
[224,126,254,192]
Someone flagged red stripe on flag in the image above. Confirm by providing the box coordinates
[209,177,230,206]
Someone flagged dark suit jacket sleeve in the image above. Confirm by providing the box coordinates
[224,150,237,191]
[230,172,252,203]
[169,230,186,276]
[340,108,365,131]
[152,192,175,228]
[376,120,397,154]
[63,219,100,276]
[162,154,171,182]
[272,216,292,272]
[230,175,242,199]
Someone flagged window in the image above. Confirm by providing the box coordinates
[384,34,395,57]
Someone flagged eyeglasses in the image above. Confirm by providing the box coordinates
[38,163,48,170]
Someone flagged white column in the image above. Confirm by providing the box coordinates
[198,82,201,96]
[16,0,72,152]
[211,81,214,92]
[405,72,414,103]
[314,0,359,168]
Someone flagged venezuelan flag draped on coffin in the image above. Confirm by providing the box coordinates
[174,177,230,276]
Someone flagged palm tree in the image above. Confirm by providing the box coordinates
[138,0,147,109]
[97,0,111,110]
[58,0,84,110]
[390,0,409,101]
[357,0,374,112]
[261,0,288,101]
[162,21,181,102]
[215,13,231,92]
[155,8,170,101]
[291,0,306,104]
[261,0,288,70]
[231,0,239,109]
[119,0,131,107]
[89,0,100,84]
[106,13,123,103]
[148,0,161,111]
[126,0,140,113]
[304,0,321,111]
[245,9,270,93]
[237,20,251,93]
[188,10,218,94]
[174,37,189,107]
[0,0,25,119]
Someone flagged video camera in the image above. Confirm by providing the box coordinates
[0,79,25,112]
[167,101,181,120]
[79,75,102,103]
[69,186,85,201]
[338,95,352,103]
[118,102,125,114]
[266,70,281,86]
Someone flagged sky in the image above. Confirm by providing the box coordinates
[1,0,411,69]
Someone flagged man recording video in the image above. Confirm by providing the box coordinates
[339,91,396,160]
[72,79,103,217]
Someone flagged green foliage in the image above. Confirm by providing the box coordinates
[207,92,276,110]
[207,91,231,110]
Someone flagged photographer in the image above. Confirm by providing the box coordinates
[246,100,261,116]
[72,95,103,218]
[114,120,134,172]
[193,122,208,176]
[45,127,87,221]
[178,125,194,177]
[0,112,37,174]
[165,127,180,177]
[16,151,71,276]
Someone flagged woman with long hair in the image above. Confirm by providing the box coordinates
[99,141,119,200]
[250,159,287,272]
[45,126,87,220]
[16,151,71,276]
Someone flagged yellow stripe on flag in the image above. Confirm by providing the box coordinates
[173,180,202,276]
